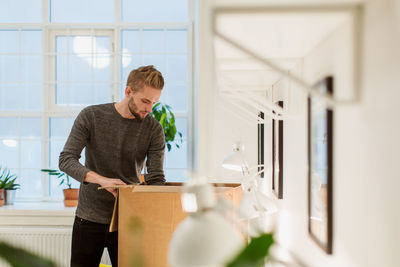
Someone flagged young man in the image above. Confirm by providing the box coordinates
[59,65,166,267]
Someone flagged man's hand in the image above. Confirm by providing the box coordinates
[84,171,126,197]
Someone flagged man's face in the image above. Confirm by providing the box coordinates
[127,85,161,121]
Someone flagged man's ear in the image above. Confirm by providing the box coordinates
[125,86,132,97]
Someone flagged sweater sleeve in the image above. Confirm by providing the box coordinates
[145,122,166,185]
[59,108,92,183]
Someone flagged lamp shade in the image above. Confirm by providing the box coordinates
[222,143,248,173]
[168,177,244,267]
[168,211,244,267]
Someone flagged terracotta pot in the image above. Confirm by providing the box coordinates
[0,189,4,207]
[63,188,79,207]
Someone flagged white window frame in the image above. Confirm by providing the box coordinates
[0,0,194,201]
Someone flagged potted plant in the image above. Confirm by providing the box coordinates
[40,169,78,207]
[151,102,183,152]
[0,166,19,206]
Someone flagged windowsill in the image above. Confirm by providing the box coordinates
[0,202,76,227]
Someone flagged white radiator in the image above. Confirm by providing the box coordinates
[0,227,111,267]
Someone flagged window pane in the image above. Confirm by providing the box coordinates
[122,0,188,22]
[70,84,92,104]
[165,140,187,168]
[175,117,187,139]
[165,117,187,169]
[93,58,111,82]
[142,30,164,53]
[166,84,188,112]
[56,84,92,105]
[122,30,141,53]
[0,141,18,168]
[165,169,187,182]
[166,30,187,53]
[142,55,164,74]
[50,140,65,169]
[19,169,42,198]
[21,140,41,168]
[21,84,42,110]
[166,55,187,82]
[55,83,67,104]
[56,54,68,82]
[94,84,111,104]
[0,56,19,82]
[21,56,42,81]
[69,54,92,81]
[0,117,18,137]
[56,35,111,105]
[0,31,19,53]
[50,117,74,137]
[51,0,114,22]
[0,0,42,23]
[21,30,42,54]
[121,54,142,80]
[0,85,19,110]
[21,118,41,137]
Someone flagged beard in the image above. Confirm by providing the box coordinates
[128,97,146,121]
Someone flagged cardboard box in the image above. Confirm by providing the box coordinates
[110,182,243,267]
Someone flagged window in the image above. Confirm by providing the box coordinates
[0,0,193,201]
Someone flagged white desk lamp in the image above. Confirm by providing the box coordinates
[168,176,244,267]
[222,142,278,221]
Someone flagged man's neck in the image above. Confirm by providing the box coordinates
[114,100,135,119]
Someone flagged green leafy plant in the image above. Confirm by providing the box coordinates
[151,102,183,152]
[0,166,19,190]
[40,169,72,189]
[0,241,55,267]
[227,233,275,267]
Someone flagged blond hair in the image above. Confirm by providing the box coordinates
[126,65,164,92]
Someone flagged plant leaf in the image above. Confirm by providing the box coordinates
[0,241,56,267]
[226,233,275,267]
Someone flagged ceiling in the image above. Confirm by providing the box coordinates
[213,9,353,89]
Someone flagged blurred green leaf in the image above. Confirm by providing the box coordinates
[151,102,183,152]
[226,233,275,267]
[0,241,56,267]
[0,166,19,190]
[41,169,72,189]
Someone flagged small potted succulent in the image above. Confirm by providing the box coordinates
[40,169,78,207]
[0,166,19,206]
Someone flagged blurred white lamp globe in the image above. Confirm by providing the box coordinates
[168,177,244,267]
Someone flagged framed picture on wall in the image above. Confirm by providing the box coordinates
[272,101,283,199]
[308,76,334,254]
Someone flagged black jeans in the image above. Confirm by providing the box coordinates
[71,216,118,267]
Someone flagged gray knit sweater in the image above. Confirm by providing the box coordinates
[59,103,165,224]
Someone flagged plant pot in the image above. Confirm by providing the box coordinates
[4,189,16,205]
[0,189,4,207]
[63,188,79,207]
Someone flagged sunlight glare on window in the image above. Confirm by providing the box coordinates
[2,139,17,148]
[122,48,132,68]
[73,37,110,69]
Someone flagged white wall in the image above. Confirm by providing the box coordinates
[197,0,258,183]
[197,0,400,266]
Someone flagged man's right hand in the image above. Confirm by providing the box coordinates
[84,171,126,197]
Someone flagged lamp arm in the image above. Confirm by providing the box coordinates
[247,164,264,171]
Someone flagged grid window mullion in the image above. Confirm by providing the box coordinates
[0,0,193,201]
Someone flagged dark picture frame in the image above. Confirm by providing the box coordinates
[272,101,283,199]
[307,76,333,254]
[258,112,264,178]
